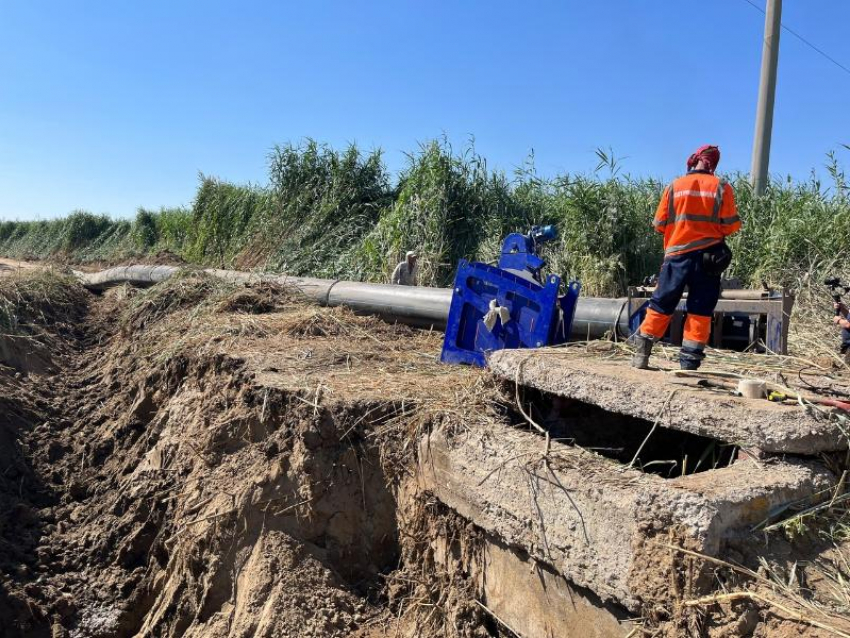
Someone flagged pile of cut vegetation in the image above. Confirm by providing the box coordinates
[0,270,87,373]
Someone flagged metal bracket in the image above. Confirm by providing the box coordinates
[441,260,580,367]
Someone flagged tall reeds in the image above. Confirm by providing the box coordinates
[0,140,846,305]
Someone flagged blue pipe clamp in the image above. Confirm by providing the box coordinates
[440,226,581,367]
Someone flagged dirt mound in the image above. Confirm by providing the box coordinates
[0,376,52,589]
[0,273,91,635]
[120,271,236,332]
[284,310,354,338]
[0,266,86,371]
[37,351,411,636]
[215,282,290,315]
[0,269,87,334]
[146,249,187,267]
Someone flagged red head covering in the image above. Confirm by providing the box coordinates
[686,145,721,173]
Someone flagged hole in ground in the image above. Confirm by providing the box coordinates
[514,387,736,478]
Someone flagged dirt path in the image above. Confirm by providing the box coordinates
[0,257,37,274]
[0,255,182,276]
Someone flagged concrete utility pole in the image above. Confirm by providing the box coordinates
[750,0,782,196]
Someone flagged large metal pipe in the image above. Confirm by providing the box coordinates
[75,265,181,289]
[326,281,452,326]
[570,297,630,340]
[75,265,628,339]
[632,287,771,301]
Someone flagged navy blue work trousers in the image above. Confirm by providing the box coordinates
[649,249,722,318]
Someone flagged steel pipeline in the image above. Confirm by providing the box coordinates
[75,265,629,339]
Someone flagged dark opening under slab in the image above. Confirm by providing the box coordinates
[488,350,847,454]
[515,387,737,478]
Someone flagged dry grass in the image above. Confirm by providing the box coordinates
[214,282,291,315]
[121,276,492,412]
[789,288,850,371]
[120,270,236,332]
[0,268,87,337]
[661,543,850,638]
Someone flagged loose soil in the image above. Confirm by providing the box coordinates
[0,274,498,638]
[0,269,847,637]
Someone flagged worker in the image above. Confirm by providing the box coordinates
[834,301,850,362]
[391,251,418,286]
[631,145,741,370]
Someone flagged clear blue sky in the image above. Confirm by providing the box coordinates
[1,0,848,221]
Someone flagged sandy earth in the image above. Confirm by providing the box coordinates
[0,275,494,637]
[0,257,36,274]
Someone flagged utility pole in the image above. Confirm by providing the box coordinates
[750,0,782,196]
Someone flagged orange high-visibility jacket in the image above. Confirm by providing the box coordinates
[654,171,741,257]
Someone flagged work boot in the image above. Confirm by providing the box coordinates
[630,334,654,369]
[679,343,706,370]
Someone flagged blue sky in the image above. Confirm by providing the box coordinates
[1,0,848,220]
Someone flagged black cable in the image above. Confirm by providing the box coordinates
[797,365,850,399]
[739,0,850,78]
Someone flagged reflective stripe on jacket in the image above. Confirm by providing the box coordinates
[653,171,741,257]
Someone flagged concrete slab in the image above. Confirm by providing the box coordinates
[488,349,848,453]
[418,422,833,611]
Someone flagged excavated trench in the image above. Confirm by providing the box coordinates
[0,274,847,638]
[1,353,408,636]
[0,282,527,637]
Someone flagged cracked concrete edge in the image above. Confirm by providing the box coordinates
[487,350,847,453]
[670,457,834,541]
[417,421,834,611]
